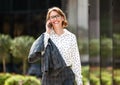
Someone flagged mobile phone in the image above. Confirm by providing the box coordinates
[48,22,52,28]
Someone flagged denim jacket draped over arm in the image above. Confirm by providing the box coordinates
[28,33,66,76]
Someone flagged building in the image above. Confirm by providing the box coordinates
[0,0,120,84]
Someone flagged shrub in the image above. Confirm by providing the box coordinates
[101,71,112,85]
[101,37,112,58]
[89,39,100,57]
[101,77,112,85]
[0,73,11,85]
[23,76,40,85]
[5,74,41,85]
[82,77,88,85]
[4,75,25,85]
[82,66,89,78]
[114,69,120,76]
[90,74,100,85]
[10,36,35,74]
[114,76,120,85]
[0,34,12,72]
[113,34,120,57]
[78,39,88,55]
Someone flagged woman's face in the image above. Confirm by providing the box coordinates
[49,11,64,28]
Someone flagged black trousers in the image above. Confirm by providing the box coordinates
[42,67,75,85]
[63,78,75,85]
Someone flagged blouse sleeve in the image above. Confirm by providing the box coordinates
[44,32,50,48]
[71,35,83,85]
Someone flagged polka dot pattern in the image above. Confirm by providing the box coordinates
[44,29,82,85]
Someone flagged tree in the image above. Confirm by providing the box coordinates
[10,36,35,75]
[89,39,100,57]
[113,34,120,58]
[0,34,12,72]
[101,37,112,58]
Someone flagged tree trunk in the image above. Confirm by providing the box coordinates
[23,58,26,75]
[2,56,6,72]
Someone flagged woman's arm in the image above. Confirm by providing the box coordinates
[71,35,83,85]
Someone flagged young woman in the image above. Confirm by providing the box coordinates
[43,7,83,85]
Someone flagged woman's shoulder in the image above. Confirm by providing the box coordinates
[64,29,76,38]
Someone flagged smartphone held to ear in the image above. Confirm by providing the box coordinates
[48,22,52,28]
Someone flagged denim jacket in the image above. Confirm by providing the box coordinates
[28,33,66,76]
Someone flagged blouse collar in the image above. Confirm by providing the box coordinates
[51,28,68,37]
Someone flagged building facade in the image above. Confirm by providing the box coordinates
[0,0,120,85]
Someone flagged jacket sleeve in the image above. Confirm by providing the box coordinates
[28,34,44,63]
[71,35,83,85]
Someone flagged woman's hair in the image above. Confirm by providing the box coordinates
[46,7,68,28]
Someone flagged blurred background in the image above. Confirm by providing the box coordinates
[0,0,120,85]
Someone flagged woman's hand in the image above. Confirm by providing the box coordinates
[46,20,52,34]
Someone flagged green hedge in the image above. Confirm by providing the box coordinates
[5,75,25,85]
[101,71,112,85]
[101,37,112,58]
[113,34,120,57]
[4,74,40,85]
[82,77,88,85]
[0,73,12,85]
[23,76,40,85]
[78,39,88,55]
[114,76,120,85]
[101,77,112,85]
[90,74,100,85]
[89,39,99,57]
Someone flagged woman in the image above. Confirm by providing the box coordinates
[44,7,82,85]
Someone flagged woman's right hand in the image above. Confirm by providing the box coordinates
[46,20,52,34]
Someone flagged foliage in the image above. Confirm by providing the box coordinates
[82,66,89,78]
[90,67,100,77]
[10,36,35,59]
[89,39,100,57]
[5,75,25,85]
[114,69,120,76]
[0,73,12,85]
[78,39,88,55]
[101,76,112,85]
[78,38,100,56]
[101,37,112,57]
[90,74,100,85]
[101,71,112,85]
[0,34,12,72]
[82,77,88,85]
[10,36,35,74]
[114,76,120,85]
[113,34,120,57]
[4,74,40,85]
[114,69,120,85]
[23,76,40,85]
[0,34,12,56]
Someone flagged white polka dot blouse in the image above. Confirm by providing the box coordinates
[44,29,82,85]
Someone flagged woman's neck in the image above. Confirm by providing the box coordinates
[53,27,64,36]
